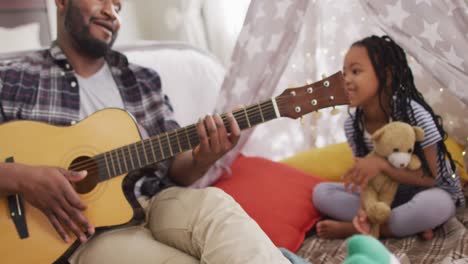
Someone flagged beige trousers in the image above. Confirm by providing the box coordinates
[69,187,290,264]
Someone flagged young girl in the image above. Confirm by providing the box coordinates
[312,35,465,239]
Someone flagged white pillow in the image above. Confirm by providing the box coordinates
[121,42,225,127]
[0,23,42,54]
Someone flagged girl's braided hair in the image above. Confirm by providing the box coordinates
[350,35,455,181]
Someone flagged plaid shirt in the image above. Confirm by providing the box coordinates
[0,42,180,207]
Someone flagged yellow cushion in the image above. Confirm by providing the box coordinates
[445,137,468,182]
[281,136,467,183]
[281,142,353,182]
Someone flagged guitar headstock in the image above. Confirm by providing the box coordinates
[275,71,348,119]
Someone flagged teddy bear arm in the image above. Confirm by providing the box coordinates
[359,189,382,238]
[361,187,379,212]
[407,154,421,170]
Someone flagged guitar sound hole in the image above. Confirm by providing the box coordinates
[69,156,99,194]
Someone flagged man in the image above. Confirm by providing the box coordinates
[0,0,291,263]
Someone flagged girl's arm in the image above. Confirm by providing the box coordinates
[381,144,438,187]
[344,144,438,191]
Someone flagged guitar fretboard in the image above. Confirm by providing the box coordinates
[93,99,278,180]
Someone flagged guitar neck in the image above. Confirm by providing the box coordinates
[94,99,279,180]
[89,71,348,181]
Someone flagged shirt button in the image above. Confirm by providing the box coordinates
[61,71,65,76]
[71,81,77,87]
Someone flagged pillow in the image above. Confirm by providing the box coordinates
[282,137,467,183]
[122,43,224,127]
[445,137,468,182]
[213,154,323,252]
[0,23,41,54]
[281,142,353,182]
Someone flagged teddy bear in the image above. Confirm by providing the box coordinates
[361,121,425,238]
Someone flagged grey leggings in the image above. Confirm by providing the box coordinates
[313,182,456,237]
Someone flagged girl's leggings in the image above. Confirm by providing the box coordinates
[313,182,455,237]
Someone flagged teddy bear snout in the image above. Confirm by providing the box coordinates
[388,152,411,168]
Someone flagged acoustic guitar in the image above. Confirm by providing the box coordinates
[0,71,347,263]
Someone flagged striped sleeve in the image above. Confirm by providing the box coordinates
[344,116,358,157]
[409,101,442,148]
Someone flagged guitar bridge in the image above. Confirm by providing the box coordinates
[6,156,29,239]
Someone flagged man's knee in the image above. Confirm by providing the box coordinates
[202,187,236,203]
[72,227,151,264]
[189,187,242,216]
[153,186,232,203]
[147,187,239,230]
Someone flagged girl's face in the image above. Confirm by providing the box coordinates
[343,45,380,108]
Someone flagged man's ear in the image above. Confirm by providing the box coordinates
[413,126,425,141]
[371,126,386,141]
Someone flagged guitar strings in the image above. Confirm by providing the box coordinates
[67,94,332,176]
[68,101,272,170]
[69,99,279,173]
[69,94,341,175]
[68,101,277,175]
[69,94,339,175]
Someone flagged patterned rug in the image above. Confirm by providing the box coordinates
[297,208,468,264]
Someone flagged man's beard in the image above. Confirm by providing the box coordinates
[64,1,118,58]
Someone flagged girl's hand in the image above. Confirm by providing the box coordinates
[343,155,387,192]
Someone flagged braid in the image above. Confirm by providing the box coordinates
[350,107,368,156]
[349,35,455,182]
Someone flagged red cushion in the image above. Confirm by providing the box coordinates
[213,154,323,252]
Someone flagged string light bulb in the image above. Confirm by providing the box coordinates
[330,107,340,115]
[310,124,316,132]
[312,111,322,120]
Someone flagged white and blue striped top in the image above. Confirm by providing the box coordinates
[344,100,465,207]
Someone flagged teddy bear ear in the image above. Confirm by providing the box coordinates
[413,126,425,141]
[371,126,386,141]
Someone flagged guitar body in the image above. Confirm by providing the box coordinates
[0,109,140,264]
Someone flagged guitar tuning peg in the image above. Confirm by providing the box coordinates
[321,73,327,79]
[312,111,322,120]
[330,107,340,115]
[300,116,305,126]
